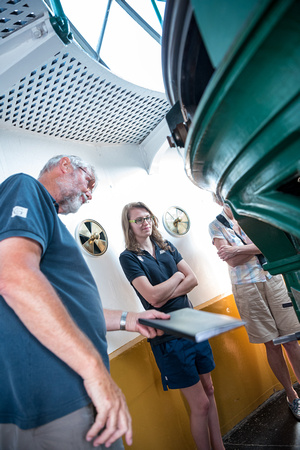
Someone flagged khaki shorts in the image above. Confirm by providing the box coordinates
[232,275,300,343]
[0,404,124,450]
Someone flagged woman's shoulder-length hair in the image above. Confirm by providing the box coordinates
[121,201,172,253]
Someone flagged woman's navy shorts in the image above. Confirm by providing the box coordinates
[150,338,215,391]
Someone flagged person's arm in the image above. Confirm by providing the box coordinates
[132,271,185,308]
[167,259,198,298]
[104,309,170,338]
[213,238,259,267]
[0,236,132,448]
[130,259,197,308]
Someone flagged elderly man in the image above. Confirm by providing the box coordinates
[0,155,169,450]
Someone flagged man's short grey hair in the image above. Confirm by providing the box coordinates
[38,155,98,187]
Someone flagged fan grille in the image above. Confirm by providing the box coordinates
[163,207,190,237]
[76,219,108,256]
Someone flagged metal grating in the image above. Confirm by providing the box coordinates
[0,0,170,145]
[0,0,43,37]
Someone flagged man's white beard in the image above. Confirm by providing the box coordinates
[56,176,88,215]
[59,194,84,214]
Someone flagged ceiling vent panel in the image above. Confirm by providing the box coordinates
[0,0,170,145]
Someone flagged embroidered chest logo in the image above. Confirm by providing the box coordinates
[11,206,28,219]
[138,256,144,262]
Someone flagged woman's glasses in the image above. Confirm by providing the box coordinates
[129,216,153,225]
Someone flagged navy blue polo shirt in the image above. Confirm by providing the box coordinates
[120,241,193,343]
[0,173,109,429]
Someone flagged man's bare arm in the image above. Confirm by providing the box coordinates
[213,238,259,267]
[0,236,132,448]
[104,309,170,339]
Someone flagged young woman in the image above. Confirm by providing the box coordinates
[119,202,225,450]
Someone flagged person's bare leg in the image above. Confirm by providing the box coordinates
[283,341,300,384]
[264,341,298,403]
[180,381,211,450]
[200,373,225,450]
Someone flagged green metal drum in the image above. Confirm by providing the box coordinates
[162,0,300,321]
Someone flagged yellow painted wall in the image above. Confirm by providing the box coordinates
[110,294,296,449]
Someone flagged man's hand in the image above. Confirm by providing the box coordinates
[84,366,132,448]
[126,310,170,339]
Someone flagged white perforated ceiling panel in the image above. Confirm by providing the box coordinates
[0,0,43,36]
[0,0,170,145]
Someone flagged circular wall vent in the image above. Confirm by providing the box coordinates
[76,219,108,256]
[162,206,190,237]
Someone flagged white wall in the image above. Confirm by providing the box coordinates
[0,126,231,353]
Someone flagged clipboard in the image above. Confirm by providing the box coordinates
[138,308,245,343]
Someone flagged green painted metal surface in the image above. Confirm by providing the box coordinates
[185,0,300,236]
[183,0,300,320]
[47,0,73,44]
[190,0,262,67]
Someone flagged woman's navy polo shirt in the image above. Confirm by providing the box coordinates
[119,240,193,315]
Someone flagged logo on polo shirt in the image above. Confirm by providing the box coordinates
[11,206,28,219]
[160,250,165,254]
[137,256,144,262]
